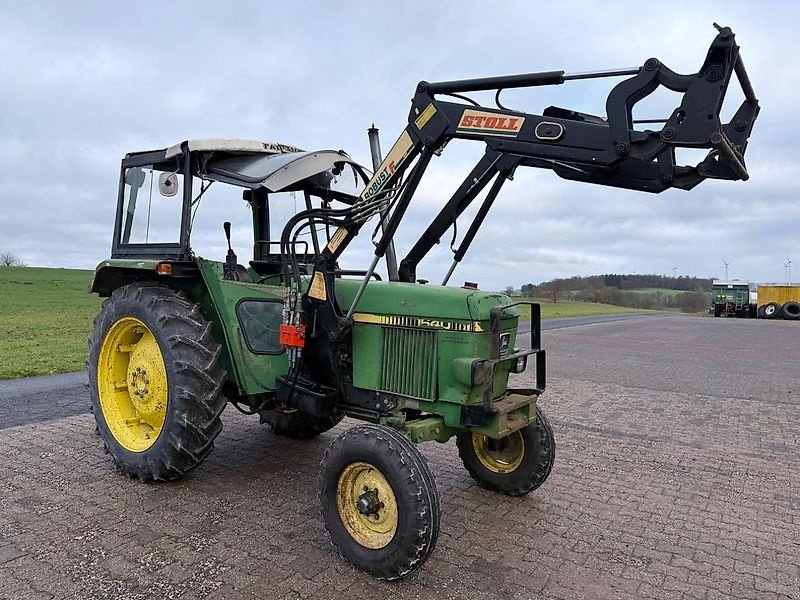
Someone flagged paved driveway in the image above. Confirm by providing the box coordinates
[1,315,798,599]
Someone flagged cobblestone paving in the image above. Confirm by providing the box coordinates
[1,315,798,599]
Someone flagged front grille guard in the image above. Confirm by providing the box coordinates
[473,301,546,412]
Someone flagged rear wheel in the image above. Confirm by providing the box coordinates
[259,407,343,439]
[88,282,226,481]
[319,424,440,580]
[457,406,555,496]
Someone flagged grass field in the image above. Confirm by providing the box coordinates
[0,267,653,380]
[517,299,652,320]
[0,267,101,379]
[626,287,692,297]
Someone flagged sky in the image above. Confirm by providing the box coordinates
[0,1,797,290]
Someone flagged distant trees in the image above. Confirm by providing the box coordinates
[676,291,709,313]
[521,273,712,296]
[542,279,564,303]
[0,252,25,267]
[519,273,713,313]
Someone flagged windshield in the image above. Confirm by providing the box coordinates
[119,162,184,245]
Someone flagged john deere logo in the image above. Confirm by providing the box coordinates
[499,333,511,356]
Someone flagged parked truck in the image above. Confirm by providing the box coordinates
[711,279,754,317]
[757,285,800,320]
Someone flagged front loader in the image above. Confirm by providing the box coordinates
[88,25,758,579]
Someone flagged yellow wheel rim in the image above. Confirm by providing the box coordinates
[336,462,398,549]
[97,317,168,453]
[472,431,525,474]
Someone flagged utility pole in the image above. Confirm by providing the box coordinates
[722,259,729,281]
[672,267,677,278]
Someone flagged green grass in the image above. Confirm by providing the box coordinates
[517,298,653,320]
[0,266,101,379]
[625,287,688,297]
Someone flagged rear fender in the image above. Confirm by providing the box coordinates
[90,260,162,296]
[89,259,243,396]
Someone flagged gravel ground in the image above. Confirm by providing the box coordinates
[0,314,798,599]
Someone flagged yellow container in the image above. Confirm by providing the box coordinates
[757,285,800,305]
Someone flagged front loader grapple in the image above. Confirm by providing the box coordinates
[88,25,757,580]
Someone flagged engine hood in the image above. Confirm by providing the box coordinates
[333,279,518,325]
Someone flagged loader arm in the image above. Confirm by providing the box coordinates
[291,24,758,340]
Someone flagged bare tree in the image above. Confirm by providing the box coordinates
[1,252,23,267]
[543,280,562,303]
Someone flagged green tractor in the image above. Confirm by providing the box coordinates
[88,26,757,579]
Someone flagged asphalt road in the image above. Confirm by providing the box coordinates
[0,313,659,430]
[519,311,658,334]
[0,371,89,430]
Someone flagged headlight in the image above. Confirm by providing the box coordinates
[511,354,527,374]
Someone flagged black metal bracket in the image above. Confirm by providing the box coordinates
[472,301,546,412]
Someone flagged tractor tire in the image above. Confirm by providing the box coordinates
[757,305,766,319]
[763,302,782,320]
[713,304,722,317]
[457,406,555,496]
[259,407,343,439]
[781,301,800,320]
[88,282,227,482]
[319,424,440,580]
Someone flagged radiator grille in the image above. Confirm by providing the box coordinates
[380,327,437,399]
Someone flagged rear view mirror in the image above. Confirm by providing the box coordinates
[158,173,179,197]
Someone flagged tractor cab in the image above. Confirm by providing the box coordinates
[109,139,367,277]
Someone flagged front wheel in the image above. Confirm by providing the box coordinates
[319,424,440,580]
[457,406,555,496]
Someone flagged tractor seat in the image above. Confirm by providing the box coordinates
[231,264,254,283]
[249,259,283,276]
[249,260,314,277]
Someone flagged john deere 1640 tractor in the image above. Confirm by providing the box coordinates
[89,25,757,579]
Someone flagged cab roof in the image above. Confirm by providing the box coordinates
[123,139,368,202]
[165,138,304,158]
[125,138,304,159]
